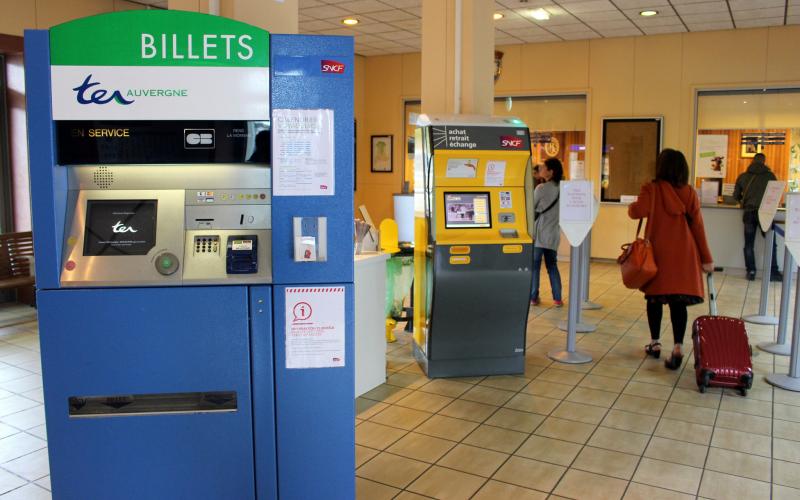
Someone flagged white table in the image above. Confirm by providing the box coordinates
[354,252,389,397]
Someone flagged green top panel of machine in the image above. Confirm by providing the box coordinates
[49,10,269,67]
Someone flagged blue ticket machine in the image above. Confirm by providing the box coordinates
[25,11,354,500]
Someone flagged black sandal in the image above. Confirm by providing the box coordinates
[645,342,662,359]
[664,353,684,370]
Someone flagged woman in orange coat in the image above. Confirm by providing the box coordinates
[628,149,714,369]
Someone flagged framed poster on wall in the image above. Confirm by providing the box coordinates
[600,117,663,202]
[371,135,392,173]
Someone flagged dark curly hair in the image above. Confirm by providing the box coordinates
[544,158,564,184]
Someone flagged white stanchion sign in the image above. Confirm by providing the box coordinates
[559,180,598,247]
[785,193,800,263]
[758,180,786,232]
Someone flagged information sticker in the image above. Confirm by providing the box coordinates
[499,191,512,209]
[273,109,335,196]
[285,287,345,369]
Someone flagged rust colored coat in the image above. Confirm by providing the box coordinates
[628,181,713,298]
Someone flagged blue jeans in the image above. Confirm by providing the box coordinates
[531,247,562,301]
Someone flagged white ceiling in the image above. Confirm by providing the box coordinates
[298,0,800,56]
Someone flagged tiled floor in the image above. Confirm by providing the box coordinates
[357,262,800,500]
[2,264,800,499]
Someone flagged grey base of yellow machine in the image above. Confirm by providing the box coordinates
[413,341,525,378]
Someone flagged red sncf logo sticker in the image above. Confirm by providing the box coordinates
[500,135,524,148]
[321,60,346,74]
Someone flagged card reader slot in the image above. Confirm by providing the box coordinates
[68,391,237,418]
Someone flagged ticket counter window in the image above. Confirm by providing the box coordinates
[694,89,800,200]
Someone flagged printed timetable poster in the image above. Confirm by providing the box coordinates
[285,287,345,369]
[273,109,335,196]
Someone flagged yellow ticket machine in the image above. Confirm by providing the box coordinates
[413,115,533,377]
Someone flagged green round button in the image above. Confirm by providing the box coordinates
[160,257,173,269]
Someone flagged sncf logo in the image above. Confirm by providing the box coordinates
[184,129,215,149]
[73,75,134,106]
[321,59,346,74]
[500,135,524,149]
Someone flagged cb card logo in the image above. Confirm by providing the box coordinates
[321,59,346,74]
[184,129,215,149]
[500,135,524,149]
[73,75,134,105]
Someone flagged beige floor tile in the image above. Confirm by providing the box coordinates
[438,399,497,423]
[669,388,720,409]
[536,367,585,385]
[414,415,479,442]
[601,409,658,434]
[514,435,582,466]
[579,374,628,393]
[775,419,800,442]
[565,387,619,408]
[369,405,433,431]
[355,445,379,467]
[632,458,702,495]
[710,427,771,457]
[437,444,508,478]
[356,452,429,489]
[492,456,566,492]
[589,426,650,455]
[623,482,694,500]
[654,418,713,445]
[356,398,390,419]
[393,492,431,500]
[407,465,486,500]
[551,400,608,424]
[705,447,771,482]
[775,459,800,489]
[504,393,560,415]
[395,391,453,413]
[386,371,429,390]
[361,384,413,404]
[662,402,717,426]
[698,470,771,500]
[418,378,472,397]
[385,432,456,464]
[643,436,707,468]
[623,381,674,401]
[719,395,772,418]
[355,421,408,450]
[775,389,800,407]
[484,408,545,433]
[521,380,573,399]
[775,437,800,463]
[472,480,548,500]
[355,477,400,500]
[534,416,596,444]
[463,424,527,454]
[773,485,800,500]
[572,446,639,479]
[460,385,516,406]
[479,375,530,392]
[591,362,637,380]
[776,403,800,422]
[715,410,772,436]
[613,394,667,416]
[552,469,628,500]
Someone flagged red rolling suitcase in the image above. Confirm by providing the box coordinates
[692,273,754,395]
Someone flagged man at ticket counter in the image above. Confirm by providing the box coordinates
[734,153,781,281]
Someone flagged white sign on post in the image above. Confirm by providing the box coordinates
[758,180,787,232]
[285,287,346,369]
[559,180,598,247]
[273,109,335,197]
[785,194,800,263]
[701,180,719,205]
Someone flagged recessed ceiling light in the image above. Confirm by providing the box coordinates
[493,12,504,20]
[639,10,658,17]
[743,100,748,104]
[342,18,359,26]
[529,8,550,21]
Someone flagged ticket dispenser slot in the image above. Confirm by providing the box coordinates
[226,236,258,274]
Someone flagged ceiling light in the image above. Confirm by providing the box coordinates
[639,10,658,17]
[529,8,550,21]
[493,12,504,20]
[341,18,359,26]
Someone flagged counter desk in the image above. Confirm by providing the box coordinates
[354,252,390,397]
[701,204,785,274]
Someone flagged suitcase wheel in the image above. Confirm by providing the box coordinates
[698,370,714,393]
[741,373,754,391]
[739,387,748,397]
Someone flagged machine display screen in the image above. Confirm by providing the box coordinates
[83,200,158,256]
[444,192,491,229]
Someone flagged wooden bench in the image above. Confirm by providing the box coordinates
[0,232,35,304]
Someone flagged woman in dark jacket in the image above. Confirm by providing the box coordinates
[628,149,714,369]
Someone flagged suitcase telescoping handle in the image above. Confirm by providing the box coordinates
[707,272,718,316]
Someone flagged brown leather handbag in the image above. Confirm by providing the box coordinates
[618,183,658,289]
